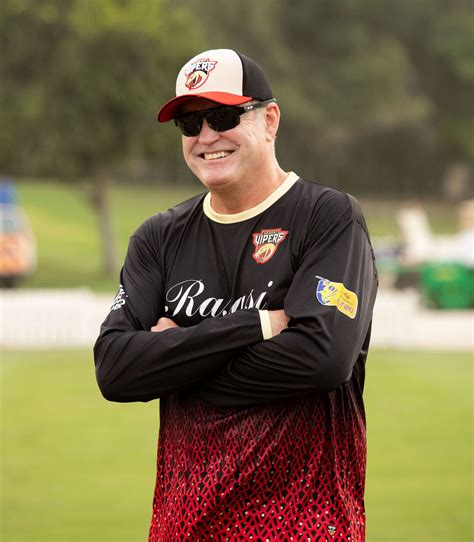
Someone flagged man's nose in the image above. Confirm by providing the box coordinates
[198,119,220,143]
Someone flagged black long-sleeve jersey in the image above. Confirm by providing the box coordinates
[94,172,378,541]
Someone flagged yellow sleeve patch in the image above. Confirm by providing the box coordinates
[316,276,358,319]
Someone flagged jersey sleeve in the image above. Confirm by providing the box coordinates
[197,195,378,408]
[93,220,264,403]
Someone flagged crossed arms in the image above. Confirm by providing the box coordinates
[94,213,377,408]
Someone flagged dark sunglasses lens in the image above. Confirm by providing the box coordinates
[207,109,241,132]
[176,115,202,136]
[176,107,242,136]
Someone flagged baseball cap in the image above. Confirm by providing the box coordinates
[157,49,273,122]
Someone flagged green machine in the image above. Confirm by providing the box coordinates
[420,262,474,309]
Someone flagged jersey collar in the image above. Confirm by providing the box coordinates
[203,172,299,224]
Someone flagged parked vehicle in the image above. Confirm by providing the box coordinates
[0,181,36,287]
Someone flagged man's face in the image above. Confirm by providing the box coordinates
[178,98,271,192]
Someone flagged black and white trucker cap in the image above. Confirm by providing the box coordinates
[157,49,273,122]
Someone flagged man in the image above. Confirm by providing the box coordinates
[94,48,377,541]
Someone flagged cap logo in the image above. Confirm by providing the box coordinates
[184,58,218,90]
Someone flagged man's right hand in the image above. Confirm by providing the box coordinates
[150,317,179,333]
[268,310,290,336]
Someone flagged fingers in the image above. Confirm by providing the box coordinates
[268,309,289,336]
[150,317,179,332]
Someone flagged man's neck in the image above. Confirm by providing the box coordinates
[209,164,288,215]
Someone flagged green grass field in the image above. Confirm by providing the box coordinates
[16,180,202,291]
[15,180,458,291]
[1,349,472,541]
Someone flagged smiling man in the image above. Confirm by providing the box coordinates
[94,49,378,541]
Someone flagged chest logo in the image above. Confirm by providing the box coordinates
[316,276,358,319]
[184,58,218,90]
[252,228,289,264]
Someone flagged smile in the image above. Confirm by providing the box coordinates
[202,151,233,160]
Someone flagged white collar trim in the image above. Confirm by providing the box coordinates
[203,172,299,224]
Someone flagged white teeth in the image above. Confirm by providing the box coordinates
[204,151,231,160]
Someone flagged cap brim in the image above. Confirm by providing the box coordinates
[157,92,252,122]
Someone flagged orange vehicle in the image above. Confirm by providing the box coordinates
[0,181,36,287]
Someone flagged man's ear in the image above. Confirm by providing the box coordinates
[264,102,280,142]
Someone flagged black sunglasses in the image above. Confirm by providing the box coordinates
[174,99,276,137]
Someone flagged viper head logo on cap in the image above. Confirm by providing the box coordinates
[184,59,218,90]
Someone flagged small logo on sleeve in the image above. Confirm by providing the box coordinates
[327,525,336,536]
[184,58,218,90]
[252,228,289,264]
[110,284,127,311]
[316,276,358,319]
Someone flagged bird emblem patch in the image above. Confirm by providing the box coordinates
[184,58,218,90]
[316,276,358,319]
[252,228,288,264]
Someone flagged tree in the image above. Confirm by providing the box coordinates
[184,0,472,196]
[1,0,471,212]
[0,0,203,276]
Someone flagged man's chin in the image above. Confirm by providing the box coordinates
[196,171,235,191]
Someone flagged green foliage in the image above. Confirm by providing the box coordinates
[276,2,430,130]
[2,349,472,540]
[182,0,473,194]
[362,0,474,161]
[0,0,472,194]
[432,10,474,81]
[0,0,202,179]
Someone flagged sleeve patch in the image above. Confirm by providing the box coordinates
[315,276,358,319]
